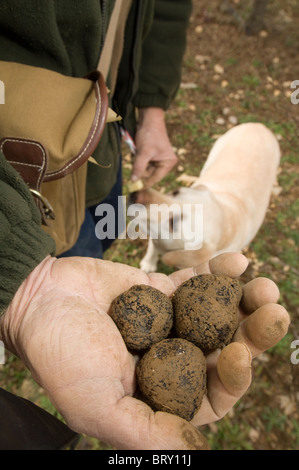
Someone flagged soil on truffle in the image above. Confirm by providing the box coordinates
[110,284,173,351]
[172,274,243,353]
[136,338,207,421]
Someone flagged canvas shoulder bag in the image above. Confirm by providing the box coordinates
[0,0,131,255]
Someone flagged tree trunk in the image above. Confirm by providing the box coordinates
[245,0,269,35]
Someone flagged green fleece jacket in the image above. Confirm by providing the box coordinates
[0,0,192,314]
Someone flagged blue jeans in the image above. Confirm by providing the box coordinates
[59,162,125,259]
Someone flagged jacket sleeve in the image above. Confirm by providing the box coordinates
[133,0,193,110]
[0,152,56,316]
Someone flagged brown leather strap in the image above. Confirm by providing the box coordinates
[0,137,54,223]
[1,138,47,191]
[44,72,108,182]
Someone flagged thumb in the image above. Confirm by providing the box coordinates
[191,342,252,427]
[131,154,149,182]
[101,396,210,450]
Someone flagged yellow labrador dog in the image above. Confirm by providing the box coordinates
[131,123,280,272]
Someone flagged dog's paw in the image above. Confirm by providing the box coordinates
[140,258,158,273]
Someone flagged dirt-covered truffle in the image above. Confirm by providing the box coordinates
[136,338,207,421]
[110,284,173,351]
[172,274,242,353]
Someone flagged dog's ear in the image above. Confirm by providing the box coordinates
[162,247,215,269]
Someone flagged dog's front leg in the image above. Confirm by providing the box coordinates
[140,238,161,273]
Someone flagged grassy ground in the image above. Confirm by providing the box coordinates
[1,0,298,451]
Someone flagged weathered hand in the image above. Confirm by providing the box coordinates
[131,107,178,188]
[0,253,290,450]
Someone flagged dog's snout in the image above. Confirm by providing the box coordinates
[128,189,152,205]
[129,191,139,205]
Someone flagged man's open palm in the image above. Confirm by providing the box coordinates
[1,253,290,450]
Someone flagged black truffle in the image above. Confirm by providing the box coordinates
[172,274,242,353]
[110,284,173,351]
[136,338,207,421]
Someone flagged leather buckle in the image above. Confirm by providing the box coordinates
[29,189,56,220]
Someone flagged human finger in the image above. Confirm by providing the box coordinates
[192,342,252,426]
[168,252,249,291]
[131,154,150,183]
[233,303,290,358]
[240,277,280,314]
[208,252,249,278]
[143,159,177,187]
